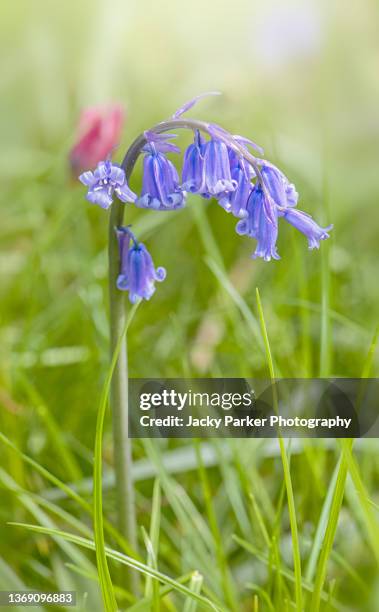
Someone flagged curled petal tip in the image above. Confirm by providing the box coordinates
[143,131,180,154]
[172,91,222,119]
[78,171,94,186]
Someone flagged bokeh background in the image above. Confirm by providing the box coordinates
[1,0,379,610]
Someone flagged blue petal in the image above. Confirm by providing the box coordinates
[96,160,111,180]
[182,133,206,193]
[109,165,125,185]
[219,165,252,217]
[139,151,185,210]
[86,186,113,209]
[79,171,94,186]
[115,182,137,203]
[203,140,237,195]
[172,91,221,119]
[261,165,287,207]
[284,209,333,249]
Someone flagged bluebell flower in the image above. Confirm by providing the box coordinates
[182,133,238,199]
[283,209,333,249]
[181,130,207,194]
[236,185,280,261]
[79,160,136,209]
[261,161,298,209]
[284,182,298,208]
[116,227,166,302]
[78,93,333,272]
[202,139,237,196]
[218,155,253,217]
[137,138,185,211]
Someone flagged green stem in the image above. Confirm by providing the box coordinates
[108,204,139,595]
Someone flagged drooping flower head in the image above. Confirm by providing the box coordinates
[282,208,333,249]
[218,154,254,217]
[181,130,207,194]
[137,132,186,211]
[79,160,136,209]
[182,131,237,199]
[260,161,298,209]
[236,185,280,261]
[202,139,237,197]
[205,128,261,216]
[116,227,166,303]
[70,104,124,174]
[78,92,333,299]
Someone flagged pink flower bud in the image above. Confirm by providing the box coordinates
[70,104,125,175]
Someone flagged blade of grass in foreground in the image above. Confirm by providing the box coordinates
[64,563,133,603]
[93,300,140,611]
[194,439,238,611]
[143,478,161,608]
[234,537,347,612]
[340,439,379,563]
[141,528,159,611]
[0,431,138,558]
[305,460,340,582]
[255,288,303,612]
[8,524,220,611]
[310,326,379,612]
[17,374,82,482]
[319,236,331,376]
[183,571,204,612]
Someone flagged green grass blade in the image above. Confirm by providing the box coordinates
[255,288,303,612]
[194,439,238,611]
[0,433,138,558]
[309,451,349,612]
[0,557,28,612]
[319,238,331,376]
[17,373,82,482]
[0,468,94,571]
[305,460,340,582]
[213,440,250,538]
[206,257,262,349]
[234,536,346,612]
[340,439,379,563]
[64,563,134,604]
[8,523,220,611]
[142,440,215,557]
[144,478,161,607]
[246,583,275,612]
[183,571,204,612]
[141,527,159,611]
[128,573,193,612]
[310,325,379,612]
[93,300,140,611]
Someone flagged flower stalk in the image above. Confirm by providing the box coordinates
[108,203,140,595]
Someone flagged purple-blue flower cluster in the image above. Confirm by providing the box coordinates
[79,94,332,302]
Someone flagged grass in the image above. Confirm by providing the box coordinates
[256,288,303,612]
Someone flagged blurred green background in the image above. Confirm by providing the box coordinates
[1,0,379,610]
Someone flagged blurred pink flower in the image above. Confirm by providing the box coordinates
[70,104,125,175]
